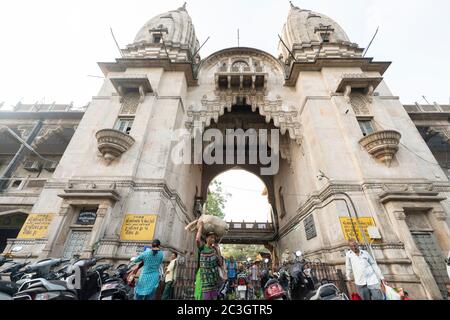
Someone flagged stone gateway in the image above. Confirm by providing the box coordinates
[0,3,449,300]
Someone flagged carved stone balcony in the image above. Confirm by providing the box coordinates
[359,130,401,164]
[95,129,135,164]
[215,66,267,91]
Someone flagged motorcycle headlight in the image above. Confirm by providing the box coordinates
[34,292,61,300]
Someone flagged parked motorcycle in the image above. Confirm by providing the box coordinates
[98,263,133,300]
[20,258,71,281]
[263,278,287,300]
[13,257,111,300]
[306,281,349,300]
[0,247,32,300]
[236,271,248,300]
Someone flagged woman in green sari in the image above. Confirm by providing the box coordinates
[194,220,223,300]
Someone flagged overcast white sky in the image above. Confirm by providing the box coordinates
[212,170,272,222]
[0,0,449,108]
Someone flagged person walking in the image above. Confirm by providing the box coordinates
[195,220,223,300]
[345,239,385,300]
[250,260,261,298]
[134,239,164,300]
[226,256,238,285]
[161,251,178,300]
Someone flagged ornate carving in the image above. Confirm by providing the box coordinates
[95,129,135,165]
[350,94,370,116]
[17,126,34,139]
[120,92,140,115]
[186,92,302,144]
[359,130,401,164]
[393,211,406,220]
[32,125,65,148]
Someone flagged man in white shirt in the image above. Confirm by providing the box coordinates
[345,240,385,300]
[161,251,178,300]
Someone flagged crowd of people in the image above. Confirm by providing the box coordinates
[129,233,413,300]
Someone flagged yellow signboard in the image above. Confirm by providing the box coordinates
[339,217,380,243]
[17,214,54,239]
[120,214,158,241]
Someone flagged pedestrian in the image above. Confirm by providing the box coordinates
[345,239,385,300]
[226,256,238,286]
[195,220,224,300]
[395,287,411,300]
[161,251,178,300]
[134,239,164,300]
[250,260,261,297]
[303,262,314,290]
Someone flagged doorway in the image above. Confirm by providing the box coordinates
[410,231,448,299]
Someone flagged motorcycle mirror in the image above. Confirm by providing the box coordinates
[295,251,302,257]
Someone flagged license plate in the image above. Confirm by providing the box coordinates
[238,285,247,291]
[102,296,113,300]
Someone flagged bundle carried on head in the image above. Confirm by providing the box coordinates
[185,214,229,240]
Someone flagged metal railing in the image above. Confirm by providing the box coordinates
[227,221,274,231]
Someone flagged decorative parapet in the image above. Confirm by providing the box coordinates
[336,73,383,103]
[109,75,153,103]
[95,129,135,164]
[359,130,401,164]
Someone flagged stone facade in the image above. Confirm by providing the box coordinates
[1,4,449,300]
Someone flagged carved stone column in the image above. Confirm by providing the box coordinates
[391,209,444,300]
[39,203,71,259]
[429,210,450,253]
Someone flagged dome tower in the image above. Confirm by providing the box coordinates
[122,3,200,62]
[278,2,363,63]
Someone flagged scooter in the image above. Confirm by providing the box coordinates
[236,272,248,300]
[0,247,32,300]
[13,257,110,300]
[20,258,71,281]
[263,278,287,300]
[98,264,133,300]
[306,281,349,300]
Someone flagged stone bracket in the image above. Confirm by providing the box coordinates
[336,73,383,103]
[109,75,153,103]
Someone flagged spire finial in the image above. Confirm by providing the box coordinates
[290,1,299,10]
[179,2,187,11]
